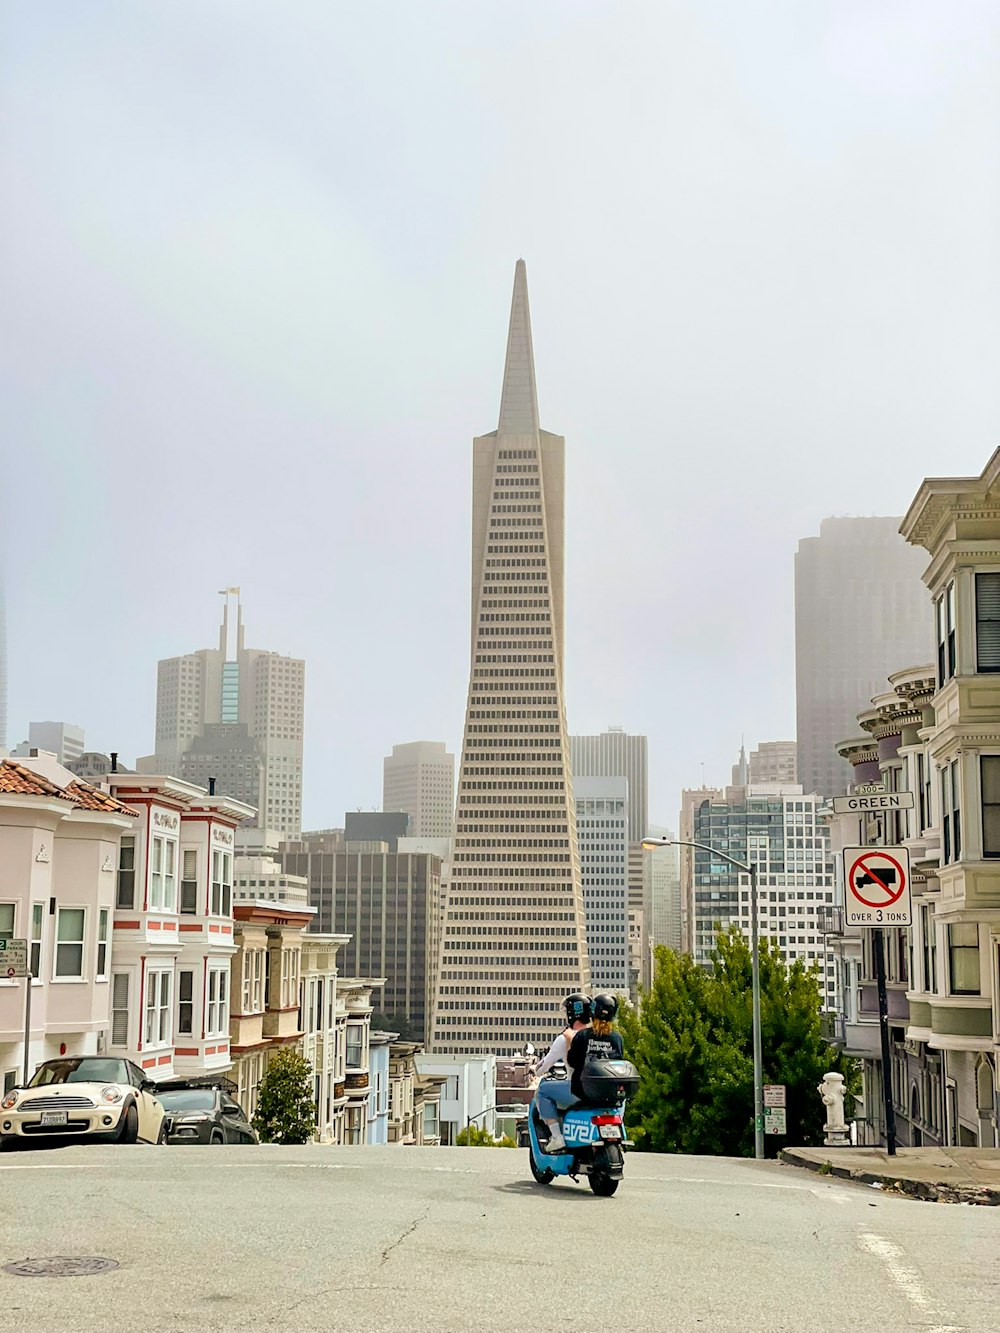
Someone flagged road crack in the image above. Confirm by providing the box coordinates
[380,1212,426,1266]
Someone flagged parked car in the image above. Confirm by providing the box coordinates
[0,1057,166,1149]
[157,1080,259,1145]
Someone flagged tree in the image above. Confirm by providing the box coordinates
[370,1010,422,1043]
[621,930,858,1157]
[252,1048,317,1145]
[455,1123,516,1147]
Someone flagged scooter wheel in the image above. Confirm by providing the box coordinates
[529,1148,554,1186]
[588,1171,619,1197]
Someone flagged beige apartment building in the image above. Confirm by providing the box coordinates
[432,261,590,1056]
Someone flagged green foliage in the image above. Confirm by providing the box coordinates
[455,1123,515,1147]
[252,1048,317,1145]
[370,1010,423,1043]
[621,929,859,1158]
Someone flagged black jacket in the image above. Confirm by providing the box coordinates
[567,1026,623,1101]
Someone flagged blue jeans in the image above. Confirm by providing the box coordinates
[536,1077,579,1122]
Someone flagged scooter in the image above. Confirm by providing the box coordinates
[527,1060,638,1197]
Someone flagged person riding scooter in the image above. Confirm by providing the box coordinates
[567,993,624,1104]
[533,993,591,1153]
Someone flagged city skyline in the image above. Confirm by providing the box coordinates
[6,5,1000,831]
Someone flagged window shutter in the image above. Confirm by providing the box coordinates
[976,573,1000,671]
[111,974,129,1045]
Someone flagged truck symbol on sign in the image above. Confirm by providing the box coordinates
[854,866,897,891]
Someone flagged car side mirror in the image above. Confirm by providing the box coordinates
[140,1080,157,1094]
[222,1105,241,1117]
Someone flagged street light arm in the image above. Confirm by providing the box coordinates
[644,835,752,877]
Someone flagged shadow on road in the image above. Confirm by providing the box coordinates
[491,1179,603,1203]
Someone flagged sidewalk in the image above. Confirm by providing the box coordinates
[781,1145,1000,1204]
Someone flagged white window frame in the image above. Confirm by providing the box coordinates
[117,835,136,909]
[180,849,198,914]
[150,836,164,909]
[177,969,195,1037]
[53,907,86,980]
[0,902,15,940]
[30,902,43,979]
[96,908,109,980]
[163,838,176,912]
[211,850,233,916]
[206,966,229,1037]
[144,969,172,1048]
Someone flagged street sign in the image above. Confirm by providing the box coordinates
[832,792,914,814]
[763,1084,786,1108]
[855,783,885,795]
[0,938,28,978]
[843,847,912,927]
[834,790,913,813]
[764,1106,787,1135]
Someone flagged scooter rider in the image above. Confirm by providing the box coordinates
[533,993,591,1152]
[567,993,624,1104]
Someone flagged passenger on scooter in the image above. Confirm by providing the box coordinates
[533,993,591,1153]
[567,992,624,1104]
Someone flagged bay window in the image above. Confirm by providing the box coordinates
[54,908,85,978]
[207,967,228,1037]
[96,909,109,979]
[976,572,1000,672]
[30,903,43,977]
[177,970,194,1036]
[937,581,956,684]
[211,850,232,916]
[180,850,198,914]
[144,970,172,1046]
[116,836,135,909]
[941,760,961,864]
[948,923,980,996]
[982,757,1000,858]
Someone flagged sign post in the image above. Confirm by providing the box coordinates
[842,849,911,1157]
[763,1084,786,1136]
[0,939,30,1086]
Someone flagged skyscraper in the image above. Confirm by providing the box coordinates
[750,740,797,785]
[795,518,930,799]
[430,261,590,1056]
[570,728,648,843]
[575,776,629,995]
[140,593,304,836]
[382,741,455,838]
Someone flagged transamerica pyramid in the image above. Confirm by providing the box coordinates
[430,261,591,1056]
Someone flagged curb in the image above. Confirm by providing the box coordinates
[779,1148,1000,1206]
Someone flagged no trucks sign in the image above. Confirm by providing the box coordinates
[842,847,912,928]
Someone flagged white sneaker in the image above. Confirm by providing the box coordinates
[544,1121,566,1152]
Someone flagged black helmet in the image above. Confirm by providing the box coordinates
[564,993,592,1024]
[592,993,618,1022]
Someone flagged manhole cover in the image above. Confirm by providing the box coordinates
[3,1257,120,1278]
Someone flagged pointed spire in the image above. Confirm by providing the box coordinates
[497,259,540,435]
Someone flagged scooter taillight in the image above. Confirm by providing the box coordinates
[591,1114,622,1126]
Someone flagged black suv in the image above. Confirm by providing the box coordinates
[157,1078,258,1146]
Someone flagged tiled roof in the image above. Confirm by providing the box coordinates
[0,761,137,817]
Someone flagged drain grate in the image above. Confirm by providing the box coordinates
[3,1257,120,1278]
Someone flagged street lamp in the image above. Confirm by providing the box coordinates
[642,834,764,1161]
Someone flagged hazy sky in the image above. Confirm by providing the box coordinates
[4,2,1000,829]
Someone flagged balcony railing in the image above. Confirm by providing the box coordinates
[820,1011,846,1044]
[816,906,844,936]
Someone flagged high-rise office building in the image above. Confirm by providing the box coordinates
[795,518,930,799]
[431,261,590,1056]
[646,824,682,954]
[25,722,85,766]
[344,810,411,851]
[570,729,648,843]
[282,832,442,1044]
[689,781,836,1006]
[750,740,797,785]
[140,593,304,836]
[575,776,629,995]
[382,742,455,839]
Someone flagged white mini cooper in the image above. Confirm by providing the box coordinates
[1,1057,166,1148]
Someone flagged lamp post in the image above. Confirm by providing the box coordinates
[642,835,764,1161]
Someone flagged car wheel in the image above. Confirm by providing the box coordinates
[0,1136,18,1153]
[156,1122,168,1145]
[210,1130,225,1145]
[115,1103,139,1144]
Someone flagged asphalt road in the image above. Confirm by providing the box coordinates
[0,1143,996,1332]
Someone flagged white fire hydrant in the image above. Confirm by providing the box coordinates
[818,1071,850,1147]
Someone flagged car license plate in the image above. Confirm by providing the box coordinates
[40,1111,68,1127]
[598,1124,621,1141]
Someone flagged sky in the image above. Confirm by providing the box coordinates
[4,1,1000,829]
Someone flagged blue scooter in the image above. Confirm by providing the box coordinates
[527,1061,637,1197]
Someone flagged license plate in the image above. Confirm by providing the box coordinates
[598,1124,622,1141]
[40,1111,68,1127]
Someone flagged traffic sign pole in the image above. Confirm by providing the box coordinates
[23,970,33,1087]
[872,930,896,1157]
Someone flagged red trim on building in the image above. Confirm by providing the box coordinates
[179,923,201,933]
[174,1047,198,1057]
[157,1054,171,1065]
[141,1057,156,1069]
[148,921,162,931]
[208,924,220,933]
[114,921,140,930]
